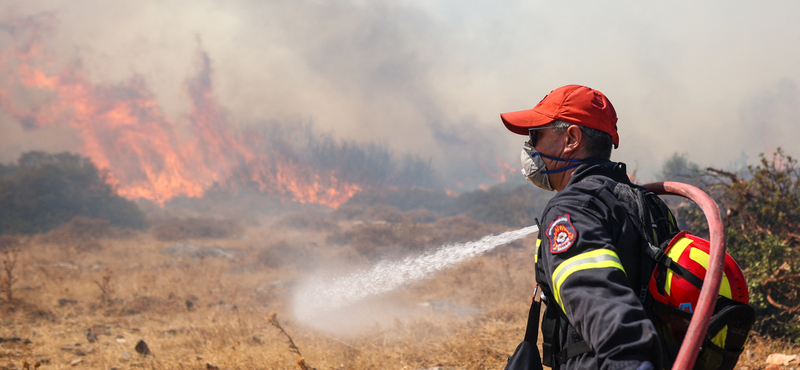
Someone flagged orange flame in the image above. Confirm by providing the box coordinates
[0,20,360,207]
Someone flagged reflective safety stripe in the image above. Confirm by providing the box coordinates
[535,239,541,263]
[552,249,626,311]
[665,238,693,296]
[689,248,732,299]
[711,325,728,348]
[665,238,733,299]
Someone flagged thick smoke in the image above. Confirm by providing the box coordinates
[738,79,800,160]
[1,0,800,190]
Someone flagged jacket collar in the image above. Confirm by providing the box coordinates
[565,157,632,187]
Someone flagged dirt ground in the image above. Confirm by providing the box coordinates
[0,209,797,370]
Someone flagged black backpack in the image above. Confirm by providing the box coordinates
[581,177,755,370]
[522,177,755,370]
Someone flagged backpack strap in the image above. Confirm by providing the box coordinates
[554,341,592,366]
[643,240,705,291]
[540,304,557,367]
[524,286,542,343]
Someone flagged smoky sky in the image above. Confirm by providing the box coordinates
[1,0,799,189]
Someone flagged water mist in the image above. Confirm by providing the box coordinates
[291,225,539,333]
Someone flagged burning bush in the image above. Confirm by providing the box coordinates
[152,217,244,241]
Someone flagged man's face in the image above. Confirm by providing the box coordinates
[533,125,567,162]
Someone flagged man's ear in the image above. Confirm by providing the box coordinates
[563,125,583,155]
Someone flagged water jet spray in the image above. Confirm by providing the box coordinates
[291,225,539,328]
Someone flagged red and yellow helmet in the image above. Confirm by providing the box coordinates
[649,231,749,312]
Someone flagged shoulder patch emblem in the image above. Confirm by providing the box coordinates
[547,213,577,253]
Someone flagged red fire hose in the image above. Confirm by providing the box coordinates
[643,181,727,370]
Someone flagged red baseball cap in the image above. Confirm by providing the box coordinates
[501,84,619,148]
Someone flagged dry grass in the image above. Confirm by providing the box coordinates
[0,205,795,370]
[151,218,244,241]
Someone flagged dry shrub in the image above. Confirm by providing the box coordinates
[347,225,405,255]
[95,268,115,306]
[256,247,283,269]
[331,203,369,220]
[326,222,432,259]
[343,187,453,212]
[37,216,119,252]
[0,235,20,252]
[361,205,408,223]
[41,216,114,241]
[2,248,20,302]
[273,212,339,232]
[332,204,410,224]
[122,295,178,316]
[41,216,114,243]
[152,217,243,241]
[405,208,439,223]
[428,215,505,245]
[254,240,322,270]
[326,214,513,259]
[255,241,292,268]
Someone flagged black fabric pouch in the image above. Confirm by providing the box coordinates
[505,296,544,370]
[505,340,543,370]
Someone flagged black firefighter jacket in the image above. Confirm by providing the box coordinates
[535,158,662,370]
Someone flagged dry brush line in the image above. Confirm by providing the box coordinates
[22,360,41,369]
[268,312,316,370]
[95,268,115,306]
[2,248,20,302]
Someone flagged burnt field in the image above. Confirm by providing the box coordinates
[0,205,793,370]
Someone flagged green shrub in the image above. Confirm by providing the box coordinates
[0,152,146,235]
[669,149,800,340]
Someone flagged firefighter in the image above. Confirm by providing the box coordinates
[501,85,661,370]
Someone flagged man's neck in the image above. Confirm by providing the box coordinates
[552,167,578,192]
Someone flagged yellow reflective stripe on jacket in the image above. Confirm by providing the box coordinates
[535,239,541,263]
[552,249,626,311]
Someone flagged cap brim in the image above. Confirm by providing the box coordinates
[500,108,555,136]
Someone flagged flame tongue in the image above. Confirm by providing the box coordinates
[0,23,361,207]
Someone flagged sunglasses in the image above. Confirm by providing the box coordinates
[527,125,556,146]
